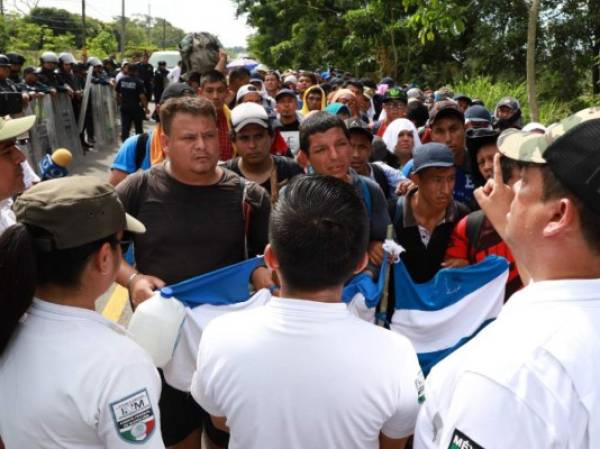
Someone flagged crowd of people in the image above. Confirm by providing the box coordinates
[1,49,600,449]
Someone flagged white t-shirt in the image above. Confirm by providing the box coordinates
[414,278,600,449]
[191,297,422,449]
[162,289,272,392]
[0,299,165,449]
[0,198,16,235]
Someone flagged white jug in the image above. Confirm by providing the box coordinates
[127,287,186,368]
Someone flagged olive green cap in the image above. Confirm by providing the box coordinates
[13,176,145,250]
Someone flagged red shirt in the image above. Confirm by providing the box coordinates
[217,108,233,161]
[445,212,522,301]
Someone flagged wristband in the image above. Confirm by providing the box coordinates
[126,272,140,289]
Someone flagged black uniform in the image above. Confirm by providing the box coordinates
[115,74,146,141]
[36,68,68,92]
[20,80,52,94]
[136,62,154,101]
[0,78,24,115]
[153,67,169,104]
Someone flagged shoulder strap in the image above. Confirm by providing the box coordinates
[466,210,486,263]
[393,196,405,228]
[239,176,252,260]
[358,177,373,218]
[134,132,150,170]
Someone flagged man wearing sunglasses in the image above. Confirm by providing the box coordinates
[0,114,36,235]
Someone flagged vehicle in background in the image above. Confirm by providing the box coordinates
[149,51,181,70]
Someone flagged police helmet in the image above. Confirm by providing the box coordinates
[0,54,10,67]
[40,51,59,64]
[58,52,76,65]
[7,52,25,66]
[87,57,102,67]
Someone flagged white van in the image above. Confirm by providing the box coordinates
[149,51,181,70]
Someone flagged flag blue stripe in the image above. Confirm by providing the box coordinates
[168,257,265,307]
[394,255,509,311]
[417,319,494,376]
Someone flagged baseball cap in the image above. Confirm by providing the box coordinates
[283,75,297,85]
[236,84,263,104]
[465,105,492,124]
[454,93,472,104]
[344,118,372,141]
[275,88,297,102]
[13,176,145,251]
[231,102,269,133]
[412,142,454,174]
[466,127,499,153]
[160,82,195,104]
[428,100,464,126]
[496,96,520,111]
[0,115,36,142]
[497,107,600,214]
[382,87,407,103]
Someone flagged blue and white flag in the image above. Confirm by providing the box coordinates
[391,255,508,375]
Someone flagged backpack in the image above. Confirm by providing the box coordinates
[465,209,486,263]
[134,132,150,171]
[357,176,373,218]
[178,32,222,76]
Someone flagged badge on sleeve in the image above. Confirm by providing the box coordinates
[448,429,484,449]
[110,389,156,443]
[415,370,426,404]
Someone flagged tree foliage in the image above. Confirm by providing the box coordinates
[233,0,600,101]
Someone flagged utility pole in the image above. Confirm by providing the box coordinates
[0,0,4,17]
[120,0,125,54]
[162,18,166,49]
[81,0,86,49]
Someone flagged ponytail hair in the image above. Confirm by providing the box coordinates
[0,224,119,357]
[0,224,37,356]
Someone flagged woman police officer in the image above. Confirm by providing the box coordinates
[0,176,165,448]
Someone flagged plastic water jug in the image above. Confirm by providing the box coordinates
[127,287,186,368]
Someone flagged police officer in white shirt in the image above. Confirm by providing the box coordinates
[191,175,423,449]
[0,114,36,235]
[0,176,166,449]
[414,108,600,449]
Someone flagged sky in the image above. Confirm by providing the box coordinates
[9,0,255,47]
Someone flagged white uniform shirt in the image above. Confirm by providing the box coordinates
[0,299,165,449]
[0,198,16,235]
[414,278,600,449]
[191,297,423,449]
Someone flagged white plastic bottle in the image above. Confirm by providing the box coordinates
[127,287,186,368]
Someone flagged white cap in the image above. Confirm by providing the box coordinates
[231,103,269,133]
[522,122,547,133]
[283,75,298,85]
[236,84,264,104]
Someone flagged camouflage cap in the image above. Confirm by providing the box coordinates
[498,106,600,215]
[497,107,600,163]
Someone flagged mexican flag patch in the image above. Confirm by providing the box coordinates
[110,389,156,443]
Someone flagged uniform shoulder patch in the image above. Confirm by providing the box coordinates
[448,429,484,449]
[110,388,156,443]
[415,370,426,404]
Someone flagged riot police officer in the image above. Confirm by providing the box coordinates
[0,54,29,114]
[36,51,70,95]
[7,52,25,84]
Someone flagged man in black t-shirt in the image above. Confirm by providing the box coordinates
[224,102,304,198]
[136,52,154,101]
[115,96,274,449]
[115,64,148,142]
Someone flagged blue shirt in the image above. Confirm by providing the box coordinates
[110,131,153,174]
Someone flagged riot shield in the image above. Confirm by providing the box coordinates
[90,84,118,149]
[78,66,93,133]
[43,93,83,161]
[25,96,52,171]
